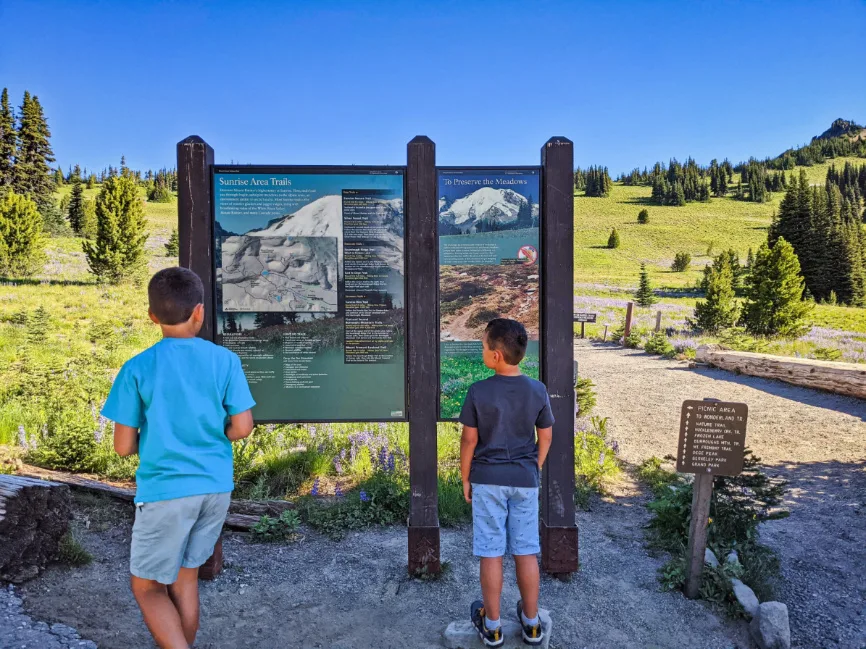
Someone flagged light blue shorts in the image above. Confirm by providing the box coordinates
[130,492,231,584]
[472,484,540,558]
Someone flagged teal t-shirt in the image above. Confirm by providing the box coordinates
[102,337,255,503]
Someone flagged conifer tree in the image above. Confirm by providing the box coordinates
[691,255,739,332]
[635,264,656,307]
[607,228,620,249]
[671,251,691,272]
[86,174,96,189]
[83,176,148,282]
[13,93,55,212]
[0,88,15,189]
[165,228,179,256]
[67,177,86,234]
[0,191,46,277]
[80,199,97,239]
[742,239,812,338]
[54,168,64,186]
[637,209,649,224]
[746,248,755,268]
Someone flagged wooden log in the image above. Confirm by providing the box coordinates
[696,344,866,399]
[0,475,72,583]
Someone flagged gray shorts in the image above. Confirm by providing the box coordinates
[131,492,231,584]
[472,483,540,557]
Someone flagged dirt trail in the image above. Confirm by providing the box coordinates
[576,340,866,649]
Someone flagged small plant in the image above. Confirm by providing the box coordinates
[643,332,675,357]
[58,531,93,566]
[251,509,301,542]
[637,208,649,224]
[671,251,691,272]
[574,416,620,508]
[575,377,597,417]
[607,227,620,249]
[812,347,842,361]
[623,330,642,349]
[635,264,657,307]
[637,456,682,496]
[164,228,179,256]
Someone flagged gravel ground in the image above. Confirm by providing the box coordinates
[0,584,96,649]
[16,489,750,649]
[577,340,866,649]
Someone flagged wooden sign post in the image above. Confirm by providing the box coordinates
[573,312,597,340]
[677,399,748,598]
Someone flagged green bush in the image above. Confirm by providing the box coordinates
[575,377,597,417]
[438,469,471,526]
[0,192,46,277]
[574,416,620,508]
[164,228,179,256]
[637,209,649,224]
[147,184,174,203]
[58,531,93,566]
[671,251,691,272]
[623,330,642,349]
[637,456,682,496]
[607,227,620,249]
[251,510,301,542]
[644,332,675,357]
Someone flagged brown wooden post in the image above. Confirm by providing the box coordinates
[684,472,713,598]
[655,311,662,332]
[406,136,440,576]
[580,321,585,339]
[603,325,608,342]
[540,137,578,576]
[177,136,221,579]
[624,302,634,339]
[177,135,215,341]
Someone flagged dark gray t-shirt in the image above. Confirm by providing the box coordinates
[459,374,555,488]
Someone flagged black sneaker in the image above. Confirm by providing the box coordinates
[516,600,544,646]
[470,600,505,647]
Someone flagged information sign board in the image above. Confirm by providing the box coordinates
[676,399,748,476]
[573,313,597,323]
[437,168,542,419]
[212,167,406,422]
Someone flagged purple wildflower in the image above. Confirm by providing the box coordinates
[311,478,320,496]
[334,459,343,475]
[17,425,27,448]
[387,452,396,474]
[335,484,344,498]
[611,440,620,455]
[309,426,317,437]
[359,490,369,502]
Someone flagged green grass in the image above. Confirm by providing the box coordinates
[439,353,539,419]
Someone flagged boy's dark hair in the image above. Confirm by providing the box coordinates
[148,267,204,325]
[485,318,528,365]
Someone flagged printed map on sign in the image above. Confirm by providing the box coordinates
[221,235,338,312]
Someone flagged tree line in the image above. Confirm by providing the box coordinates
[574,166,612,197]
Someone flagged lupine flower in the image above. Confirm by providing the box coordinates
[311,478,320,496]
[611,440,620,455]
[335,484,344,498]
[334,459,343,475]
[359,490,369,502]
[18,425,27,448]
[309,426,318,438]
[387,453,396,474]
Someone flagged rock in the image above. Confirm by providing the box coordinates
[726,551,740,565]
[51,623,79,639]
[750,602,791,649]
[442,608,552,649]
[731,578,759,617]
[704,549,720,568]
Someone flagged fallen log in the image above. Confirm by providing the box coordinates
[0,475,72,583]
[696,344,866,399]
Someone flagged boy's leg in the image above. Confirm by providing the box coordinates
[131,576,190,649]
[514,554,540,619]
[480,556,504,621]
[168,566,200,646]
[506,487,542,619]
[472,484,508,623]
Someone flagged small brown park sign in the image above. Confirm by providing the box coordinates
[676,400,748,476]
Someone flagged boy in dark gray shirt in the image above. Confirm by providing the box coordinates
[460,318,554,647]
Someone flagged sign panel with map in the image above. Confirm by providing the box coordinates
[212,167,406,422]
[437,168,542,419]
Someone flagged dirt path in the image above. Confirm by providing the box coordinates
[576,340,866,649]
[18,489,750,649]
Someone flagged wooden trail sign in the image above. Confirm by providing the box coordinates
[573,312,596,340]
[677,398,749,599]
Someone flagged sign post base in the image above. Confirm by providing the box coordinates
[540,521,578,576]
[408,525,440,577]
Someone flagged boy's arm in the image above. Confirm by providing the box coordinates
[460,425,479,503]
[225,409,255,442]
[113,423,139,457]
[536,426,553,469]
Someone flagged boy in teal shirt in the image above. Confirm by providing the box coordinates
[102,267,255,649]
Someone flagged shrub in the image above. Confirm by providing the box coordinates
[607,228,620,249]
[623,330,642,349]
[0,192,46,277]
[251,510,301,542]
[644,332,675,357]
[671,252,691,272]
[58,531,93,566]
[165,228,179,256]
[635,263,656,307]
[575,377,597,417]
[637,209,649,224]
[691,254,739,333]
[148,184,174,203]
[574,416,620,508]
[637,456,682,496]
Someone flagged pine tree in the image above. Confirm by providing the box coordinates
[0,192,46,277]
[225,312,238,334]
[0,88,15,189]
[53,168,64,186]
[13,93,55,212]
[80,199,97,239]
[86,174,96,189]
[671,251,691,272]
[691,255,739,332]
[83,176,148,282]
[607,227,620,249]
[165,228,179,256]
[635,264,656,307]
[67,177,86,234]
[742,239,812,338]
[637,208,649,224]
[746,248,755,268]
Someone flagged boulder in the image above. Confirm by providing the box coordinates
[731,578,759,617]
[443,608,552,649]
[726,550,740,566]
[749,602,791,649]
[704,548,720,568]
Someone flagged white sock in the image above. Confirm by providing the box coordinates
[521,611,539,626]
[485,617,501,631]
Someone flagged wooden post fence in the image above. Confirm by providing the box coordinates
[540,137,579,576]
[655,311,662,332]
[624,301,634,339]
[406,136,441,576]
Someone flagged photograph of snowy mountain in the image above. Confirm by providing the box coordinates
[439,185,539,235]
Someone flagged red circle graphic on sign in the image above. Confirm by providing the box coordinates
[518,245,538,265]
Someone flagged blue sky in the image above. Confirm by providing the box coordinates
[1,0,864,175]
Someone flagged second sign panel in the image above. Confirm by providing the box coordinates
[438,168,542,420]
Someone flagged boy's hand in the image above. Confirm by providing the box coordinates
[463,480,472,503]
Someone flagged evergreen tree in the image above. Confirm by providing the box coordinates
[80,199,97,239]
[691,255,739,332]
[67,177,86,234]
[671,251,691,272]
[637,208,649,224]
[224,312,238,334]
[0,88,15,189]
[746,248,755,268]
[635,264,656,307]
[607,227,620,249]
[165,228,179,256]
[53,168,64,186]
[741,239,812,338]
[86,174,96,189]
[83,176,148,282]
[0,191,46,277]
[13,92,55,212]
